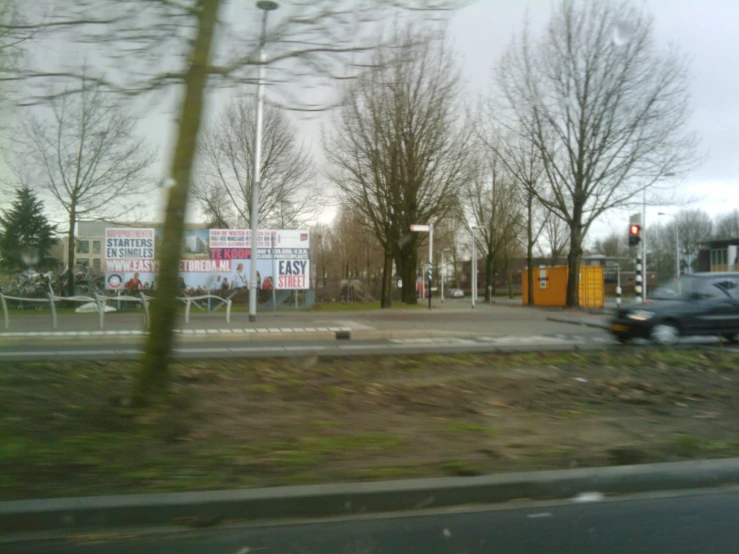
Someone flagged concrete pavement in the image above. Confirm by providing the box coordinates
[1,299,610,341]
[6,488,739,553]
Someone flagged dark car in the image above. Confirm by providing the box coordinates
[610,272,739,345]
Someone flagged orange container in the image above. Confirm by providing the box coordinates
[522,265,604,308]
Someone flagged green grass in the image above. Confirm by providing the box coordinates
[3,349,739,501]
[445,420,497,436]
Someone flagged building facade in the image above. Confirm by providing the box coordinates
[698,238,739,273]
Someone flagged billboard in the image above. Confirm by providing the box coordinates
[105,228,310,292]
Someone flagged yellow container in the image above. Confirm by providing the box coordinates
[522,265,604,308]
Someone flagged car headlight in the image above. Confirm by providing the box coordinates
[627,310,654,321]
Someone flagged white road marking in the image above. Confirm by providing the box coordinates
[283,346,326,351]
[527,512,553,519]
[338,344,384,350]
[336,320,374,331]
[227,347,282,353]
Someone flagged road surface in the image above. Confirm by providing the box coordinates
[5,489,739,553]
[0,332,617,361]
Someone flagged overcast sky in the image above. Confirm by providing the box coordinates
[8,0,739,243]
[446,0,739,240]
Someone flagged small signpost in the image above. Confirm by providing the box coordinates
[411,221,434,310]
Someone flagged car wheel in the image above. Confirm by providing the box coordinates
[616,335,630,345]
[651,323,680,345]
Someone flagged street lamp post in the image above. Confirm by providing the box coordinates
[641,173,675,302]
[470,225,483,309]
[440,248,450,303]
[658,211,681,288]
[248,0,279,323]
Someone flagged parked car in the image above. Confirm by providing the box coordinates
[448,288,464,298]
[609,273,739,345]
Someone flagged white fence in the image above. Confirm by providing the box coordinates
[0,292,231,331]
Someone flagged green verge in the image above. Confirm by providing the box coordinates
[1,348,739,501]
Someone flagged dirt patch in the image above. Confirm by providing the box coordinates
[1,348,739,500]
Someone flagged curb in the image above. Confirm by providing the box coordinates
[2,458,739,533]
[0,329,472,347]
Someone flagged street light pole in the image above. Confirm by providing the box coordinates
[248,0,279,323]
[658,211,681,286]
[428,220,433,311]
[441,248,450,303]
[470,226,482,309]
[642,188,647,302]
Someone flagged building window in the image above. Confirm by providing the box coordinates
[93,240,101,254]
[77,240,90,254]
[77,258,89,267]
[93,258,101,270]
[710,249,727,269]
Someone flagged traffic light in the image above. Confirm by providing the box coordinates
[628,224,641,247]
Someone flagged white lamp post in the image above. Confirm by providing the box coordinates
[470,225,483,308]
[248,0,279,322]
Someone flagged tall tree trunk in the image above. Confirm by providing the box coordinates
[565,221,583,308]
[484,252,493,303]
[400,244,418,304]
[66,207,76,297]
[135,0,221,405]
[507,262,513,298]
[491,260,498,295]
[381,248,393,308]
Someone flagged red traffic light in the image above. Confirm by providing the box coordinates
[629,224,641,235]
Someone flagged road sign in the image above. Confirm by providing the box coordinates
[410,224,430,232]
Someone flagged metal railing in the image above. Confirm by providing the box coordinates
[1,288,234,332]
[0,291,151,331]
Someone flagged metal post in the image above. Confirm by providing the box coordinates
[248,5,274,323]
[428,221,433,311]
[471,231,476,309]
[675,226,680,281]
[226,299,232,324]
[642,189,647,302]
[184,298,192,324]
[0,293,8,330]
[440,250,444,304]
[47,293,57,330]
[139,292,150,329]
[94,293,104,330]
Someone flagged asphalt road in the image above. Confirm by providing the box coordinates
[6,489,739,553]
[0,332,618,361]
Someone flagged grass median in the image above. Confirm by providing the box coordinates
[2,348,739,501]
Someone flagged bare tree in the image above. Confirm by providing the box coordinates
[464,145,522,302]
[484,131,549,305]
[677,209,713,272]
[539,213,569,265]
[22,81,154,295]
[496,0,699,307]
[2,0,469,403]
[714,209,739,240]
[193,97,316,228]
[310,221,332,287]
[325,24,471,307]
